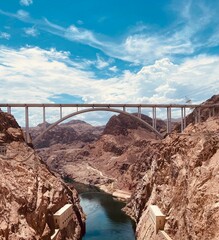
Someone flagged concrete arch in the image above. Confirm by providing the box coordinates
[33,107,163,145]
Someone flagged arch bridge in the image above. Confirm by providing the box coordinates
[0,103,217,144]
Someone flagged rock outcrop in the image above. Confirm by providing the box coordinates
[0,112,85,240]
[125,117,219,240]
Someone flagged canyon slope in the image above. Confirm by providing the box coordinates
[125,117,219,240]
[32,95,219,240]
[32,114,166,194]
[0,112,85,240]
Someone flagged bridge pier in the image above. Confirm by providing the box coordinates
[25,106,31,143]
[209,107,215,118]
[152,107,157,130]
[166,107,172,134]
[138,107,141,118]
[43,106,46,130]
[181,107,186,132]
[7,106,11,114]
[60,106,63,119]
[197,108,201,123]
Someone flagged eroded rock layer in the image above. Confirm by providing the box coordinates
[0,112,85,240]
[125,118,219,240]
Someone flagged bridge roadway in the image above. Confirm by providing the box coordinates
[0,103,217,144]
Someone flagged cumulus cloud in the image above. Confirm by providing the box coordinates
[20,0,33,6]
[0,46,218,126]
[109,66,118,72]
[95,54,113,69]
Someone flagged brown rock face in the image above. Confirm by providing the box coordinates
[0,112,24,143]
[0,112,85,239]
[103,113,166,136]
[124,118,219,240]
[31,120,104,148]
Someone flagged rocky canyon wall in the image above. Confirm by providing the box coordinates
[0,112,85,240]
[125,117,219,240]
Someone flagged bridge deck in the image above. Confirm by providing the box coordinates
[0,103,218,108]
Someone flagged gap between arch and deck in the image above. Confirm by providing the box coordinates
[32,107,163,145]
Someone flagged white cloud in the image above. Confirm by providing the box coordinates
[1,0,219,66]
[65,25,102,47]
[20,0,33,6]
[95,54,111,69]
[24,27,39,37]
[1,3,219,65]
[17,10,30,19]
[0,32,10,40]
[109,66,118,72]
[0,46,218,124]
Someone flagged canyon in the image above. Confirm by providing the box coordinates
[1,94,219,239]
[32,95,219,240]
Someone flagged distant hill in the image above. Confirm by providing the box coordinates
[30,119,104,148]
[103,113,166,136]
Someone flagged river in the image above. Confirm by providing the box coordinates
[71,181,136,240]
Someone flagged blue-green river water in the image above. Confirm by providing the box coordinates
[80,191,136,240]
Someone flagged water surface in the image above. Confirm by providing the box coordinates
[80,192,136,240]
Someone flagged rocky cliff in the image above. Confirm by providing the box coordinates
[125,116,219,240]
[0,112,85,240]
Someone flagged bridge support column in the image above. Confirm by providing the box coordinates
[43,106,46,130]
[183,107,186,129]
[197,108,201,123]
[166,107,171,134]
[194,107,202,124]
[138,107,141,118]
[208,107,215,118]
[25,106,31,143]
[181,107,185,132]
[7,106,11,114]
[152,107,157,130]
[60,106,63,119]
[194,109,198,124]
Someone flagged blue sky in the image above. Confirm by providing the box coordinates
[0,0,219,125]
